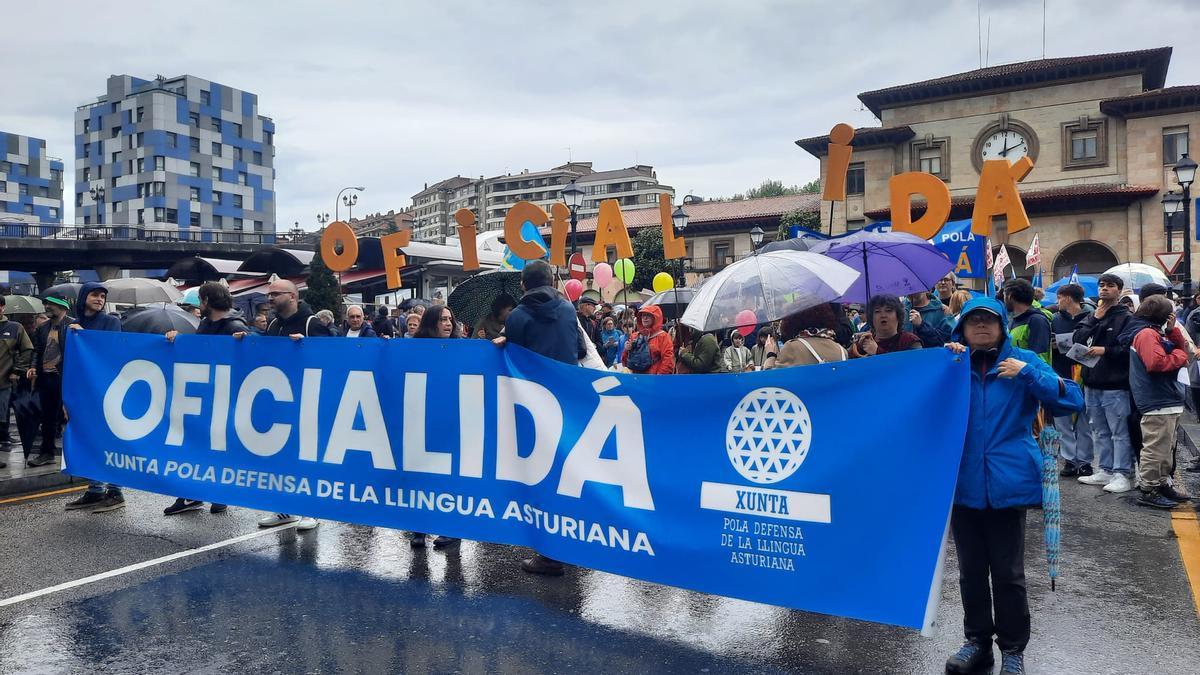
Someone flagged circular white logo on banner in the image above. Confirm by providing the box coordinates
[725,387,811,484]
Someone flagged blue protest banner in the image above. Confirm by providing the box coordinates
[932,219,985,279]
[63,331,968,630]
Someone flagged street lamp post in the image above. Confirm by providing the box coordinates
[89,184,105,228]
[561,179,585,257]
[335,186,364,221]
[750,226,764,253]
[317,212,330,228]
[672,204,689,287]
[1163,153,1198,297]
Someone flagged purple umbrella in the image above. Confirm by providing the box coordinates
[809,230,954,304]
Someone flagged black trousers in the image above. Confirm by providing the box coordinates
[950,505,1030,653]
[38,373,62,456]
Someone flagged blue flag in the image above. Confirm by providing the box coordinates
[64,332,969,630]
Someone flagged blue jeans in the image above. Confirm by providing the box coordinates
[1085,388,1133,477]
[1054,410,1093,468]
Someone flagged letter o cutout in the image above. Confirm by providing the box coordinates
[320,221,358,272]
[103,359,168,441]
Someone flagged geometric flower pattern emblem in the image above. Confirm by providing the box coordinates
[725,387,811,484]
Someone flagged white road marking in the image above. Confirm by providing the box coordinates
[0,522,301,608]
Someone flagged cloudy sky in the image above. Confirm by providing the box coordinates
[5,0,1200,229]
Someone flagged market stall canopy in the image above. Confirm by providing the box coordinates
[238,247,316,277]
[167,256,263,281]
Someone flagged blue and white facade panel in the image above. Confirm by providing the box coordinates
[74,74,275,240]
[0,131,64,226]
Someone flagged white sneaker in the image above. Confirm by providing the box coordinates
[296,517,319,531]
[1103,474,1134,493]
[258,513,300,528]
[1079,470,1114,485]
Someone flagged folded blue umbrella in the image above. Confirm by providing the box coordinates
[1037,426,1063,591]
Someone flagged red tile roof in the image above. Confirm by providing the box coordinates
[1100,85,1200,118]
[864,183,1161,220]
[857,47,1172,116]
[560,193,822,235]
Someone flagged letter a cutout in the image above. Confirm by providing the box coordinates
[592,200,634,263]
[972,157,1034,236]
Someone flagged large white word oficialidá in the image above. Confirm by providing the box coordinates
[101,361,655,510]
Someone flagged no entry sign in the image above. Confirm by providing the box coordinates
[569,252,588,281]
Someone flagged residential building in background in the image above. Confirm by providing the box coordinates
[797,46,1200,284]
[74,74,276,241]
[410,162,674,243]
[350,209,414,238]
[575,165,673,219]
[0,131,64,226]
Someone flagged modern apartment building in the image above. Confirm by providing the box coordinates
[411,176,476,243]
[574,165,673,219]
[0,131,64,226]
[351,209,414,238]
[74,74,276,241]
[410,162,674,243]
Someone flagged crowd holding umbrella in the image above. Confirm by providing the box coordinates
[120,303,201,334]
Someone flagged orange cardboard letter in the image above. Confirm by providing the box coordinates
[549,202,569,267]
[320,220,358,272]
[659,194,686,260]
[822,123,856,202]
[454,208,479,272]
[381,229,411,289]
[503,201,550,261]
[592,199,634,263]
[889,172,951,239]
[971,157,1034,236]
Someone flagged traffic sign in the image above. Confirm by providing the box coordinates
[568,252,588,281]
[1155,251,1184,275]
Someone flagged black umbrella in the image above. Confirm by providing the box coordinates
[760,237,813,253]
[448,271,523,330]
[121,303,200,334]
[641,287,698,321]
[43,283,82,307]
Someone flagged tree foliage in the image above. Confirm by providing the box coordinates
[728,178,819,201]
[630,227,673,292]
[303,246,342,319]
[777,209,822,241]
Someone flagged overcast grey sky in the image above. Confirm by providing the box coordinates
[4,0,1199,229]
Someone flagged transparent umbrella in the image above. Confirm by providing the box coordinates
[104,278,183,306]
[680,251,859,332]
[1102,263,1170,291]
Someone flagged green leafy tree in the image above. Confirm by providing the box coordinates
[777,208,822,241]
[799,179,820,194]
[630,227,673,292]
[303,246,342,319]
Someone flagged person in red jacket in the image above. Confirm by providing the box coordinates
[1127,295,1198,508]
[623,305,674,374]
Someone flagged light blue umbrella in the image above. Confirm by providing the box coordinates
[180,287,201,307]
[1037,425,1062,591]
[1046,274,1099,299]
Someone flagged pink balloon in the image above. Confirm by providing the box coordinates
[735,310,758,337]
[564,279,584,302]
[593,262,614,289]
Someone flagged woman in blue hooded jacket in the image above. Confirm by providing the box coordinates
[942,296,1083,675]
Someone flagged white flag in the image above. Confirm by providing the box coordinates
[984,237,994,270]
[993,245,1012,288]
[1025,234,1041,269]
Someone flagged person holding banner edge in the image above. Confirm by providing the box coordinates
[253,279,330,532]
[162,282,246,517]
[944,297,1083,675]
[64,283,127,514]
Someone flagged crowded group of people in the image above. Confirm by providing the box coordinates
[7,257,1200,675]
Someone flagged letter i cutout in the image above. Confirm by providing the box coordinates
[822,123,856,202]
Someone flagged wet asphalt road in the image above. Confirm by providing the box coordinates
[0,467,1197,674]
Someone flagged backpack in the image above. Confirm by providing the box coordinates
[627,334,654,372]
